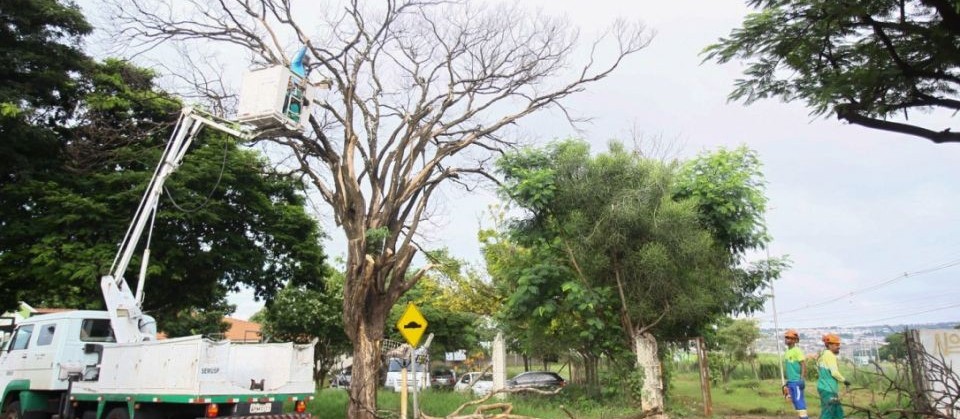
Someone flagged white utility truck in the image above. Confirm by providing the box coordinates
[0,66,321,419]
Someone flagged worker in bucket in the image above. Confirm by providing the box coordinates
[289,46,310,78]
[285,46,311,121]
[817,333,851,419]
[782,329,808,419]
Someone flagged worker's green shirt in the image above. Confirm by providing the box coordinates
[784,346,805,382]
[817,349,845,393]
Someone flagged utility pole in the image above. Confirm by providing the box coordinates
[769,247,786,387]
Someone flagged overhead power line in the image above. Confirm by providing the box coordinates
[836,301,960,327]
[773,257,960,316]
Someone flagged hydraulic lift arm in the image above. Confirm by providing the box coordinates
[100,107,253,344]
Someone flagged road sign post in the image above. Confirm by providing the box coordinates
[396,303,428,418]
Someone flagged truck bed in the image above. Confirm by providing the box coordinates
[71,335,314,397]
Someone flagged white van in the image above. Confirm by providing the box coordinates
[384,358,430,391]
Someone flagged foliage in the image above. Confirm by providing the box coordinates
[0,0,91,181]
[261,272,349,387]
[161,299,233,338]
[495,140,774,347]
[674,146,768,258]
[0,0,92,306]
[879,332,907,361]
[675,146,789,316]
[480,205,624,374]
[385,251,497,359]
[706,0,960,144]
[707,318,762,383]
[0,52,329,325]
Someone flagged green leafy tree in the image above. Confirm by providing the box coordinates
[261,272,348,387]
[0,0,91,180]
[494,140,758,399]
[0,58,329,329]
[493,140,785,403]
[706,0,960,144]
[497,140,764,341]
[879,331,908,361]
[708,317,762,383]
[0,0,92,305]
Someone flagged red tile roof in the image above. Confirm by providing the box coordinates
[224,317,262,342]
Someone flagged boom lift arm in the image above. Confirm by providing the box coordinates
[100,107,254,344]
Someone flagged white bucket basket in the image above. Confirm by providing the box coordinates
[236,66,320,134]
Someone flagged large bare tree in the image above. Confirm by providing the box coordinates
[109,1,649,416]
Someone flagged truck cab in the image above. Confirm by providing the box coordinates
[0,311,114,419]
[0,311,114,388]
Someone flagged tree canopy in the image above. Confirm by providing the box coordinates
[706,0,960,144]
[491,140,781,355]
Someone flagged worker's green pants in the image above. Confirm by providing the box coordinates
[818,389,844,419]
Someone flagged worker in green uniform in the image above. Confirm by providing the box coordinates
[817,333,851,419]
[783,329,808,419]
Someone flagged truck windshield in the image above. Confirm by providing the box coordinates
[80,319,115,342]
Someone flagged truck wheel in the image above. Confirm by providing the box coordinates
[104,408,128,419]
[3,401,21,419]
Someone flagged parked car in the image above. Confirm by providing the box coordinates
[331,367,351,389]
[430,367,457,389]
[454,372,494,396]
[384,358,430,391]
[506,371,565,391]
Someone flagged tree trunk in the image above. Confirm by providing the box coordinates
[346,312,385,419]
[634,332,665,414]
[343,247,390,419]
[585,354,599,387]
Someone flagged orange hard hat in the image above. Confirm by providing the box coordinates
[784,329,799,339]
[822,333,841,345]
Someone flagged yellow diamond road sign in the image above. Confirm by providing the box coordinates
[396,303,428,347]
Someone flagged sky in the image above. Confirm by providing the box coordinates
[79,1,960,329]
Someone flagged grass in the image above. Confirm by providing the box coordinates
[310,360,899,418]
[309,387,639,419]
[667,361,901,418]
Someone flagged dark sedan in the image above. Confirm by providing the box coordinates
[506,371,566,391]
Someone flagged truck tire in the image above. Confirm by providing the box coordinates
[3,401,21,419]
[104,408,128,419]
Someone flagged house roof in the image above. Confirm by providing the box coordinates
[224,317,262,342]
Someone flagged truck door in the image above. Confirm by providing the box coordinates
[0,325,34,381]
[22,323,58,389]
